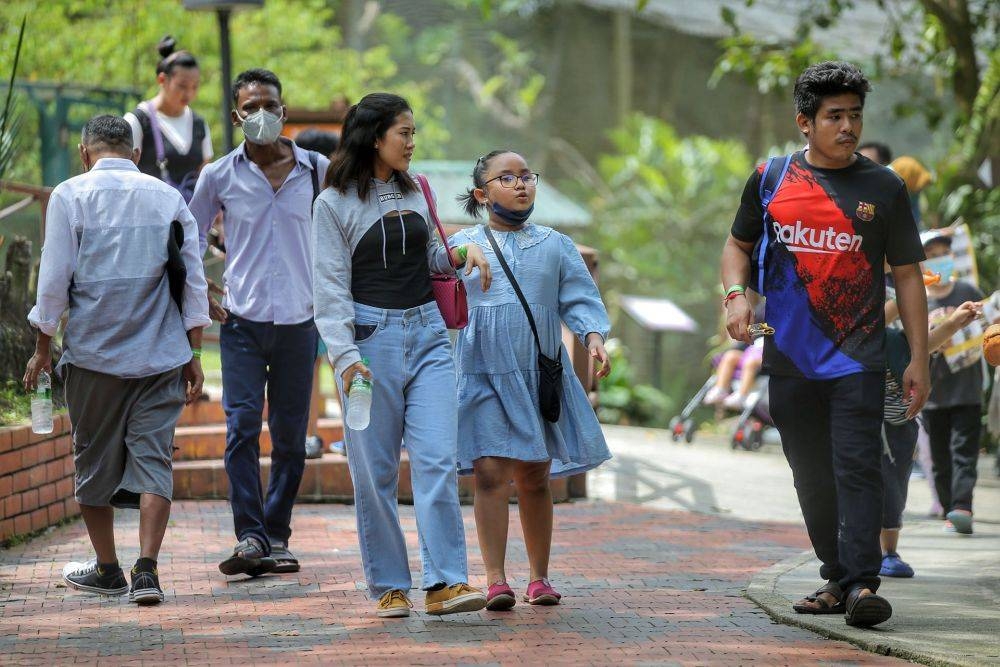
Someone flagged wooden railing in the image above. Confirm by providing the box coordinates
[0,180,52,238]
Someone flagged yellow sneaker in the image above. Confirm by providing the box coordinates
[376,589,412,618]
[425,583,487,616]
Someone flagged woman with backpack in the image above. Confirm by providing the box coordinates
[124,35,212,201]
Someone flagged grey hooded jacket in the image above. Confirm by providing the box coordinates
[312,174,455,377]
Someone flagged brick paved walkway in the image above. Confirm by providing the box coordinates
[0,501,906,665]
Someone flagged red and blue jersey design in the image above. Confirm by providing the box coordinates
[732,152,923,379]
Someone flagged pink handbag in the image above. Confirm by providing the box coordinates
[415,174,469,329]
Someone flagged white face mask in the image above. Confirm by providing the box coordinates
[236,107,284,145]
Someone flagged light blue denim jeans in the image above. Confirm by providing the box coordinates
[341,301,469,599]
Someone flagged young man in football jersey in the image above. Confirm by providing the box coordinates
[720,61,929,628]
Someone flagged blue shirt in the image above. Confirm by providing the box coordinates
[188,141,329,324]
[28,158,211,378]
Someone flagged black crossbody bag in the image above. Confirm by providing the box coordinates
[483,226,563,422]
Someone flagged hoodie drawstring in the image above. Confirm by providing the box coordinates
[373,179,409,269]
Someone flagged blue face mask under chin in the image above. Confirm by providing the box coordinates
[925,255,955,283]
[491,201,533,226]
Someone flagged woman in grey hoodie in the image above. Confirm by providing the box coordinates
[312,93,492,618]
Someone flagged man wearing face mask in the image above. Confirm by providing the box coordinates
[922,232,984,535]
[188,69,330,577]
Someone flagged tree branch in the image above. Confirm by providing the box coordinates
[446,59,529,130]
[917,0,980,117]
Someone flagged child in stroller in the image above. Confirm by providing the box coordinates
[670,298,773,449]
[669,336,774,450]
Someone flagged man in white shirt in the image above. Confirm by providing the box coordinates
[23,115,211,605]
[188,69,329,578]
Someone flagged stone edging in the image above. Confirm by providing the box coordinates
[745,550,961,667]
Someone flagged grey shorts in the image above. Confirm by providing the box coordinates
[63,364,185,508]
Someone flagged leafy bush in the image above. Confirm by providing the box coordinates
[0,380,30,426]
[597,339,673,427]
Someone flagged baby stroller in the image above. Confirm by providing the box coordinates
[728,375,773,451]
[668,345,776,450]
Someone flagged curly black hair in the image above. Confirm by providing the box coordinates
[232,68,282,106]
[793,61,871,120]
[81,114,133,152]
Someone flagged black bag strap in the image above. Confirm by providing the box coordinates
[308,150,320,202]
[483,226,544,356]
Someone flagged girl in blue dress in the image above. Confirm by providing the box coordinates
[452,150,613,610]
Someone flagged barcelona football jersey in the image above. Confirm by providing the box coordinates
[731,152,924,379]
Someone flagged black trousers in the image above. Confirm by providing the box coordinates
[769,372,884,594]
[923,405,981,513]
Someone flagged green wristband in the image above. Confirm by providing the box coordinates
[725,284,745,296]
[191,348,203,359]
[457,245,468,263]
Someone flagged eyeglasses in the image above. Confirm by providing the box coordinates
[483,173,539,188]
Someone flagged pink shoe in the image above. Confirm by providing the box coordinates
[486,581,516,611]
[523,579,562,605]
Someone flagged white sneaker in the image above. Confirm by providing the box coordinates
[722,392,748,411]
[703,386,728,405]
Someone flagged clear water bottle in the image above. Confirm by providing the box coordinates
[31,370,54,434]
[345,359,372,431]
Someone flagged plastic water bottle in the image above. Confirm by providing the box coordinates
[346,359,372,431]
[31,370,54,434]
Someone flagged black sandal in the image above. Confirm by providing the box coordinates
[844,587,892,627]
[270,544,300,574]
[792,581,845,615]
[219,537,277,577]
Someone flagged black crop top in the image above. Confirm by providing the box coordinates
[351,211,435,309]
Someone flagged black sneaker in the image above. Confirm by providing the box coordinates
[129,562,164,605]
[62,559,128,596]
[219,536,276,577]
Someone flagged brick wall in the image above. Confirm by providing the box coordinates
[0,414,78,543]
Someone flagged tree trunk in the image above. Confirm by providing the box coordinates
[918,0,980,119]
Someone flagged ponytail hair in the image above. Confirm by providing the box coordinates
[156,35,198,77]
[456,149,516,218]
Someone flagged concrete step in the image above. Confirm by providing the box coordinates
[171,453,570,504]
[173,419,344,461]
[178,397,342,428]
[177,399,227,427]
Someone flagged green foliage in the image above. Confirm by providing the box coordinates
[589,114,753,308]
[711,35,836,94]
[597,339,674,427]
[0,14,26,182]
[711,0,999,267]
[0,380,30,427]
[0,0,567,182]
[418,4,549,132]
[0,0,451,182]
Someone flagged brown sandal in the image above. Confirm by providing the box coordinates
[792,581,845,615]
